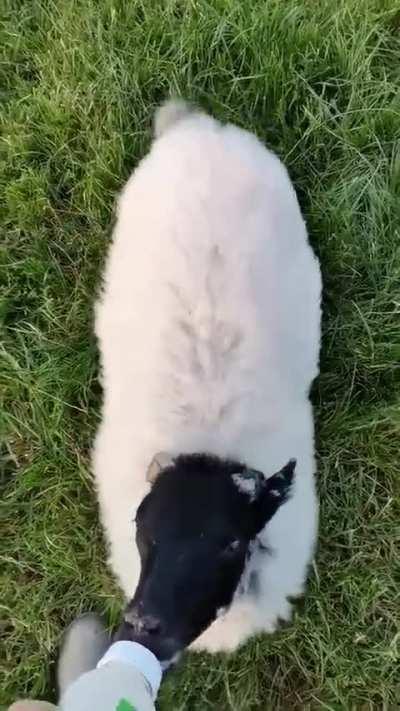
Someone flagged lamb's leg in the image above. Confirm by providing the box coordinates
[105,516,142,599]
[93,426,145,599]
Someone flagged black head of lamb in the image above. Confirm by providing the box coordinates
[115,453,295,663]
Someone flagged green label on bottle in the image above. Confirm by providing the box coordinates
[116,699,137,711]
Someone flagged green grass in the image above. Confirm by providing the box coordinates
[1,0,399,708]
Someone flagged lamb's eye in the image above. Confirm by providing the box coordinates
[222,539,241,556]
[145,533,157,548]
[136,527,156,555]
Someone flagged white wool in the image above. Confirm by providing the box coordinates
[93,102,322,653]
[232,474,258,501]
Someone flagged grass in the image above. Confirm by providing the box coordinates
[1,0,399,708]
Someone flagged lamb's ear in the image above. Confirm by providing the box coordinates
[146,452,174,484]
[263,459,296,502]
[255,459,296,527]
[233,460,296,527]
[232,468,265,500]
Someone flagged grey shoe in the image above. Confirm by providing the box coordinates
[57,613,110,696]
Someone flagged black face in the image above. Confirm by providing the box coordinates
[115,454,295,662]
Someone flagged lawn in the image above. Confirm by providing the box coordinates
[1,1,399,708]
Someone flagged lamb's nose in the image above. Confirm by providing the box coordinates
[141,615,162,634]
[124,608,162,635]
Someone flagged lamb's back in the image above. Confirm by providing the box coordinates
[95,115,321,454]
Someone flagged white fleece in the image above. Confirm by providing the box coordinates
[93,102,322,653]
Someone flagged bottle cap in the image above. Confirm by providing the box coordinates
[97,641,162,699]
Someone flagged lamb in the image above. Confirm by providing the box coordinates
[93,100,322,662]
